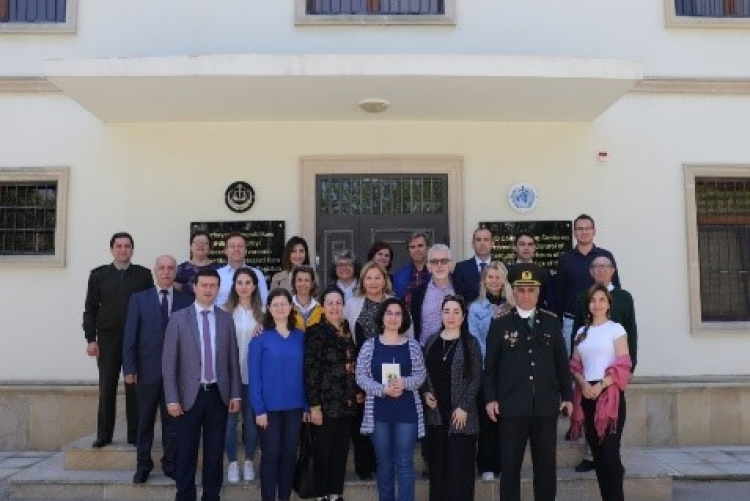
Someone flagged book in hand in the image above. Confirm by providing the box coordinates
[381,363,401,386]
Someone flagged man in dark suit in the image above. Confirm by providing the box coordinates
[484,263,573,501]
[452,227,493,304]
[123,255,192,484]
[507,230,556,312]
[83,232,154,448]
[163,268,242,501]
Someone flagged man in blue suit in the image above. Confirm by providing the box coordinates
[163,268,241,501]
[124,255,192,484]
[452,227,493,304]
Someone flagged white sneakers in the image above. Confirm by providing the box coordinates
[480,472,496,481]
[243,460,255,482]
[228,460,255,483]
[227,462,240,483]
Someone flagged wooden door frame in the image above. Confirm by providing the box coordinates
[299,155,464,264]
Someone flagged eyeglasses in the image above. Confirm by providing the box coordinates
[227,244,246,250]
[428,258,451,266]
[336,263,353,268]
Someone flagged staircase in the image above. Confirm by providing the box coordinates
[8,421,673,501]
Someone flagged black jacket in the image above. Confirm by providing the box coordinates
[82,263,154,342]
[483,307,572,417]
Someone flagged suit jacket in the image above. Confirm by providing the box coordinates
[452,257,482,304]
[123,288,193,385]
[483,307,572,417]
[162,304,241,411]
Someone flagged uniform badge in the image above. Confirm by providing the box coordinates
[504,331,519,346]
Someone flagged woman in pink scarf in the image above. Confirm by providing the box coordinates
[569,284,632,501]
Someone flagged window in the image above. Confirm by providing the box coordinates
[666,0,750,27]
[685,165,750,334]
[295,0,455,25]
[0,168,68,267]
[0,0,77,33]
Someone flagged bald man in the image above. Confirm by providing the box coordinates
[123,255,193,483]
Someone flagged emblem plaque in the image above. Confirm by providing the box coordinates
[225,182,256,213]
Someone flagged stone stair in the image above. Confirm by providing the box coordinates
[8,420,673,501]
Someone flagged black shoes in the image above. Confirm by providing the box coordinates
[575,459,596,472]
[132,470,150,484]
[91,438,111,448]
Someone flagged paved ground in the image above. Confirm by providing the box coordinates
[2,446,750,500]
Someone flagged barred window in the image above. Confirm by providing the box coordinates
[319,175,446,216]
[675,0,750,17]
[695,178,750,321]
[0,0,76,33]
[0,168,68,267]
[667,0,750,27]
[295,0,454,25]
[0,183,57,255]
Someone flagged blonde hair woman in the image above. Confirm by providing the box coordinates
[467,261,514,481]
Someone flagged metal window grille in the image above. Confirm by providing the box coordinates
[676,0,750,17]
[0,0,67,23]
[0,182,57,255]
[306,0,444,15]
[319,175,445,216]
[695,178,750,321]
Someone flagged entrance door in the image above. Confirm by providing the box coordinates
[316,174,449,288]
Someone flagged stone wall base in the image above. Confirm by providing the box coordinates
[1,377,749,450]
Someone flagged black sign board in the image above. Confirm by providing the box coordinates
[190,221,285,285]
[478,221,573,271]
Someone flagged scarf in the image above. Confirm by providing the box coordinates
[569,354,632,442]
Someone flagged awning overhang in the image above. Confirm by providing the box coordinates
[44,54,643,123]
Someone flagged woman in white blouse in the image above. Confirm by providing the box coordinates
[570,284,632,501]
[223,267,264,484]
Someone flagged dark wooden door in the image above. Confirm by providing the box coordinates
[316,174,449,288]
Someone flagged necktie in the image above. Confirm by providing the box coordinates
[201,310,215,382]
[479,262,487,273]
[160,290,169,324]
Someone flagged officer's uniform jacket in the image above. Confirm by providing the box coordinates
[482,307,572,417]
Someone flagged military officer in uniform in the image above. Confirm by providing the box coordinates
[483,263,573,501]
[83,232,154,448]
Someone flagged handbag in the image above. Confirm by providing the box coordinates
[293,423,317,499]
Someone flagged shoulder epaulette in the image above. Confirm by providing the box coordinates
[495,309,512,318]
[539,308,558,318]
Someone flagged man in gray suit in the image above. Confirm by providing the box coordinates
[163,268,241,501]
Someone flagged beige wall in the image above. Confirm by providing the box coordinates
[1,91,750,380]
[2,380,747,450]
[3,2,750,78]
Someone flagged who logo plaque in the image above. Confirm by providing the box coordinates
[224,181,256,213]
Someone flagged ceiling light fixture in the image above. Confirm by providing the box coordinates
[359,98,389,113]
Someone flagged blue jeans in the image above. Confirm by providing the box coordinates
[225,384,258,462]
[371,421,418,501]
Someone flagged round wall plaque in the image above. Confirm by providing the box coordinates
[507,182,538,213]
[225,182,256,213]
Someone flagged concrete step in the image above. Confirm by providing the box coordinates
[10,451,673,501]
[64,420,587,471]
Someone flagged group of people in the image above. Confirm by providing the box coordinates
[82,213,637,501]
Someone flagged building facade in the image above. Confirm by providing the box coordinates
[1,1,750,439]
